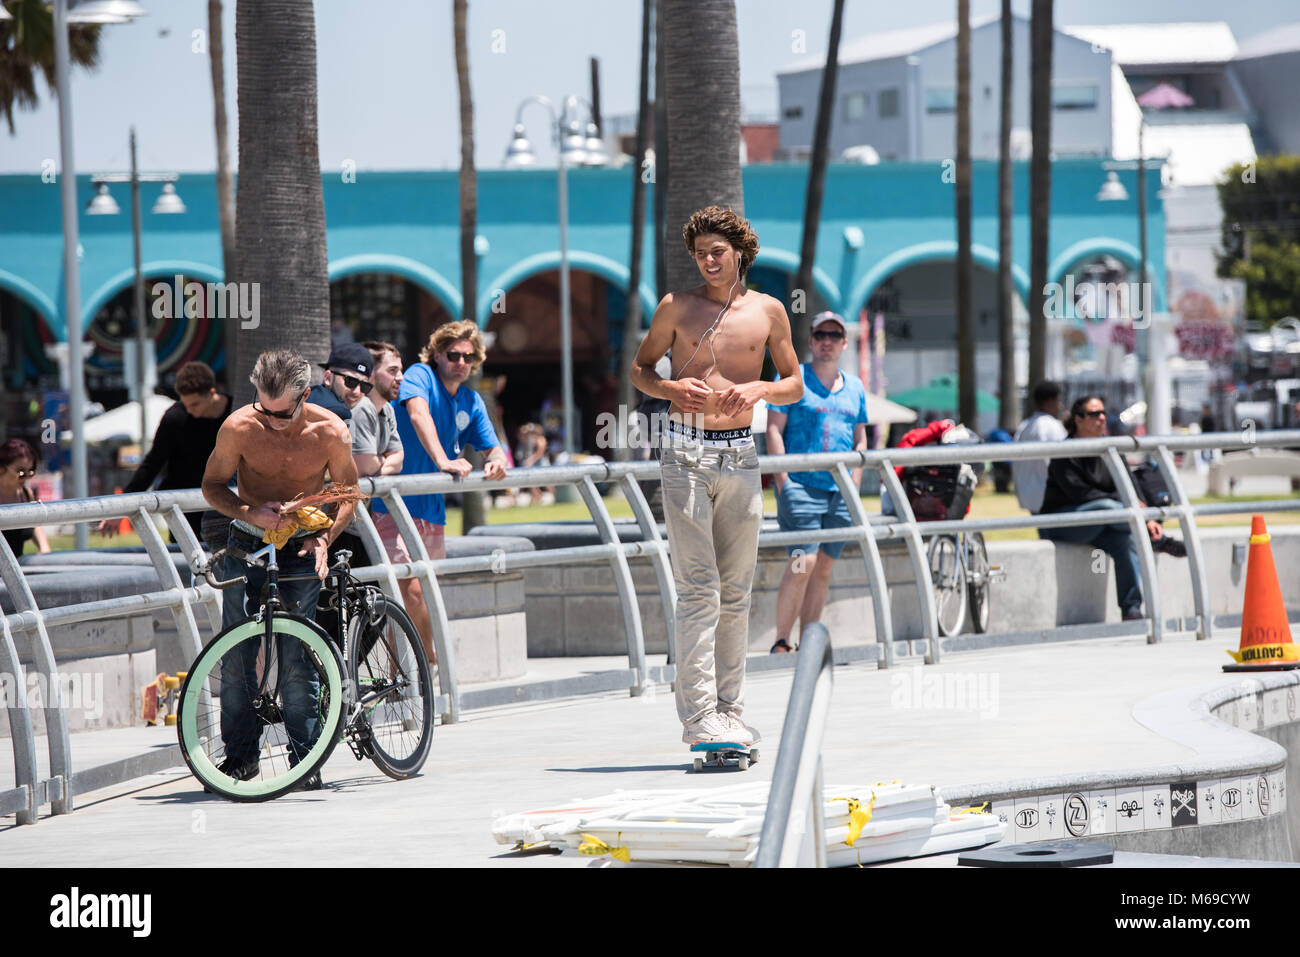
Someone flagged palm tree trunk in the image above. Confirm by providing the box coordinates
[653,4,669,299]
[233,0,329,406]
[956,0,975,427]
[662,0,742,293]
[209,0,238,390]
[1028,0,1053,398]
[617,0,654,458]
[997,0,1016,432]
[794,0,845,354]
[454,0,486,532]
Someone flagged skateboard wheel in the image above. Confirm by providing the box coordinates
[737,755,749,771]
[693,757,703,772]
[749,748,759,764]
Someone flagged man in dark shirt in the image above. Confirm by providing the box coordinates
[306,343,374,427]
[98,361,232,540]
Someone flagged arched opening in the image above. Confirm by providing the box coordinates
[328,271,454,365]
[83,274,227,409]
[0,287,58,443]
[484,268,623,456]
[866,258,1022,434]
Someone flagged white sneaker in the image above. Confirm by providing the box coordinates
[682,711,730,746]
[719,711,759,746]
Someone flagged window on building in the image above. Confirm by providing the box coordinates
[842,91,867,122]
[925,87,956,113]
[783,105,804,120]
[1053,84,1098,110]
[878,88,900,118]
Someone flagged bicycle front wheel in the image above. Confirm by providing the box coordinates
[348,595,434,779]
[927,534,967,637]
[177,613,344,802]
[966,532,992,634]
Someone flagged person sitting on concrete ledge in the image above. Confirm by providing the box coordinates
[1038,395,1183,623]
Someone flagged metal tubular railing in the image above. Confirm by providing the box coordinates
[1,431,1297,823]
[756,621,833,868]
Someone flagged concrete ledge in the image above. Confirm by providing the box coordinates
[944,671,1300,861]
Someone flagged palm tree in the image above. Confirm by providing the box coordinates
[232,0,329,405]
[997,0,1016,432]
[1,0,101,135]
[793,0,845,354]
[617,0,654,452]
[661,0,742,292]
[453,0,486,532]
[956,0,974,427]
[1028,0,1053,398]
[208,0,238,389]
[652,2,668,298]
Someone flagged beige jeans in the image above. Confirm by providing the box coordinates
[660,441,763,726]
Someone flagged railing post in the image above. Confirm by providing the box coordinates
[831,461,895,666]
[617,472,676,665]
[1,611,39,825]
[0,535,72,814]
[380,490,460,723]
[576,474,647,696]
[162,505,221,636]
[135,506,203,666]
[878,458,941,663]
[1154,444,1211,640]
[1106,447,1163,643]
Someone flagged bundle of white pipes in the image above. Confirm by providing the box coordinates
[491,781,1005,867]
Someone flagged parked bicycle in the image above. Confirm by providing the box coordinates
[177,543,434,801]
[901,461,1005,637]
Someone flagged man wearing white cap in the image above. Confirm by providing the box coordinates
[765,311,869,652]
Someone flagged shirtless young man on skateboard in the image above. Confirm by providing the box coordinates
[201,349,360,787]
[631,206,803,747]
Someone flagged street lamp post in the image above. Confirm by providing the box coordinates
[52,0,147,548]
[504,95,606,458]
[87,129,185,456]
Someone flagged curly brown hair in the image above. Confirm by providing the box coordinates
[681,206,759,278]
[418,320,486,368]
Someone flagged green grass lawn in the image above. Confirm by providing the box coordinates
[35,482,1300,554]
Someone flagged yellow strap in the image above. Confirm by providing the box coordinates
[1250,533,1270,545]
[578,833,631,863]
[953,802,990,816]
[874,778,904,787]
[831,794,876,846]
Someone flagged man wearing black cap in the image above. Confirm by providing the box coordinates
[308,342,375,426]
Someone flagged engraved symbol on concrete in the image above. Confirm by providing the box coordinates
[1222,787,1241,809]
[1151,793,1165,818]
[1257,776,1270,815]
[1044,803,1057,827]
[1064,792,1089,837]
[1287,687,1296,721]
[1118,799,1143,819]
[1171,788,1197,824]
[1015,808,1038,829]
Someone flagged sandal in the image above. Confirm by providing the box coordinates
[769,639,796,654]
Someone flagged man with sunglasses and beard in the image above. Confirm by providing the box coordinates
[371,320,508,665]
[200,348,360,789]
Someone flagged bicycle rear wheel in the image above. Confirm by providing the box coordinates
[966,532,992,634]
[177,613,343,802]
[927,534,967,637]
[347,595,434,779]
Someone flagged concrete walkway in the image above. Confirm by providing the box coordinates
[0,627,1275,867]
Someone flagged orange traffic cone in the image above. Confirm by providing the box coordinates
[1224,515,1300,671]
[113,486,131,535]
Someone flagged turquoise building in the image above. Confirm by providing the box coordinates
[0,159,1163,449]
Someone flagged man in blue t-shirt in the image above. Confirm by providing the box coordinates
[371,320,507,662]
[765,311,869,652]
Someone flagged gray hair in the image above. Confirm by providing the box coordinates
[249,349,311,399]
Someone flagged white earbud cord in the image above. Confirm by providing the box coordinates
[673,271,742,385]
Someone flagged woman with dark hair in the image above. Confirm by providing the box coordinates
[1038,396,1165,621]
[0,438,51,556]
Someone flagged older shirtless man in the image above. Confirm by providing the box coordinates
[201,349,359,786]
[631,206,803,747]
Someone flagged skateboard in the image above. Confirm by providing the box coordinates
[690,741,759,772]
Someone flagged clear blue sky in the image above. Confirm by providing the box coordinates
[1,0,1294,175]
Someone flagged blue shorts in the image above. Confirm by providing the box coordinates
[776,479,853,560]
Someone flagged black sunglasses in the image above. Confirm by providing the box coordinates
[445,351,475,364]
[6,465,35,479]
[1077,409,1107,418]
[813,330,845,341]
[254,391,306,420]
[331,370,373,394]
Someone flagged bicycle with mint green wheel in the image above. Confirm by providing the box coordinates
[177,542,434,802]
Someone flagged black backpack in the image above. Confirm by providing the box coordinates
[1131,461,1171,507]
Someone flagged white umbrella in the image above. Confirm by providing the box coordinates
[63,395,177,444]
[866,392,918,426]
